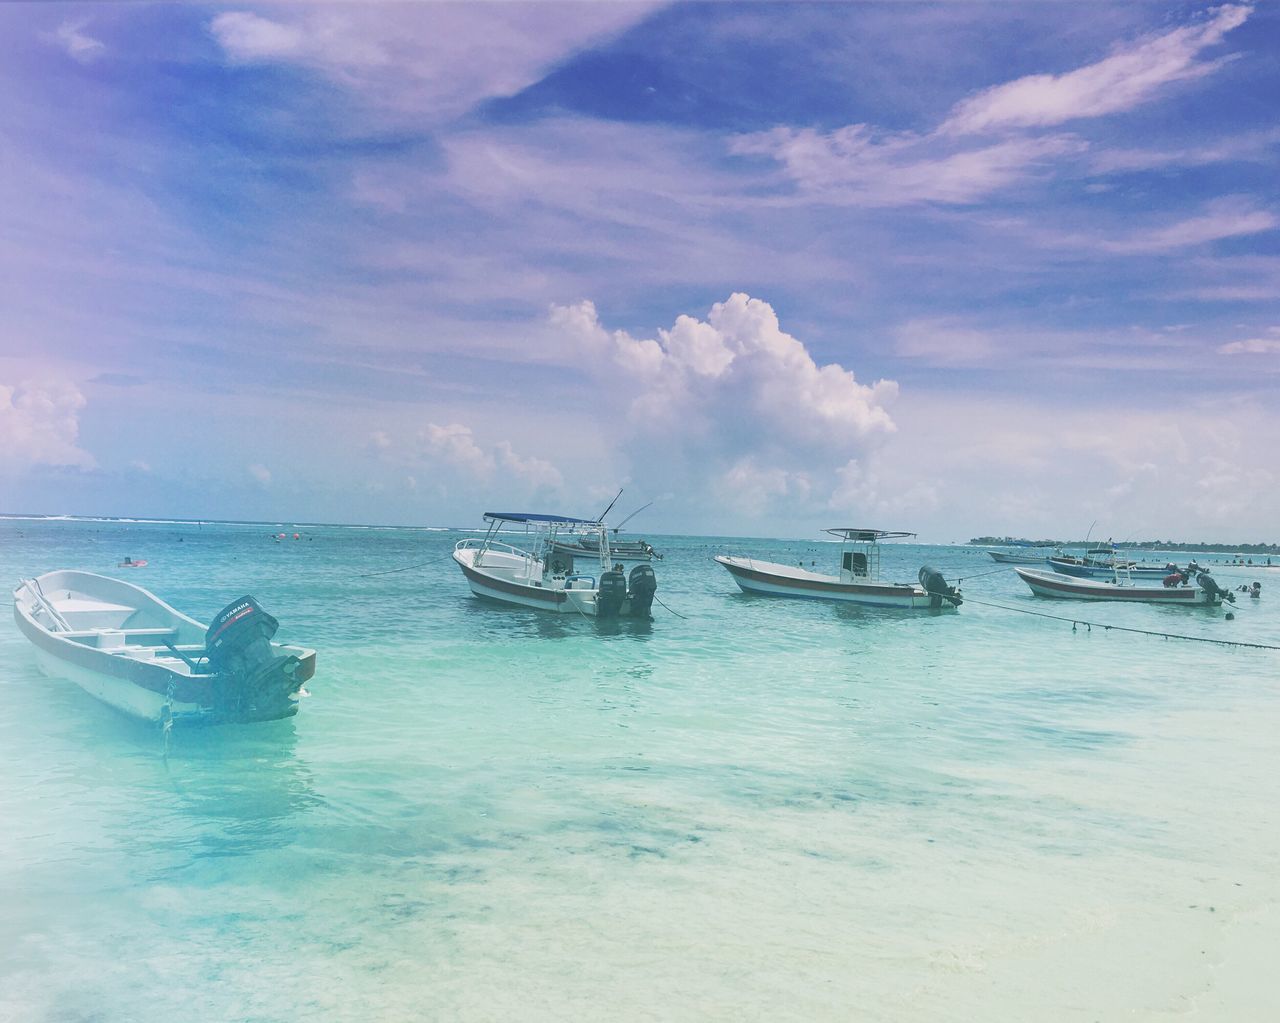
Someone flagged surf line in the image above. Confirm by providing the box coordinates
[961,596,1280,652]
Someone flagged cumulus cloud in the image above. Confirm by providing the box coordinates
[416,422,564,489]
[1219,327,1280,355]
[941,5,1250,134]
[0,380,95,470]
[551,293,897,515]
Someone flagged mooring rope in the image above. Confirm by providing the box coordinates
[960,595,1280,651]
[653,595,688,620]
[356,552,457,578]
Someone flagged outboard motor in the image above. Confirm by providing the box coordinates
[919,566,962,608]
[205,596,303,718]
[1195,572,1234,604]
[627,564,657,618]
[597,567,628,618]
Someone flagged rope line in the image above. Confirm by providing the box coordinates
[357,552,457,578]
[653,595,688,620]
[961,596,1280,651]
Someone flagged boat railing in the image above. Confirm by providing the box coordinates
[455,538,531,559]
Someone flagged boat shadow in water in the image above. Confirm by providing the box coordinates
[461,594,654,640]
[155,721,323,862]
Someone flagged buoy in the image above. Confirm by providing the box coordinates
[293,533,300,540]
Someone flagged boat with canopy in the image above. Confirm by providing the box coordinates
[714,528,961,609]
[452,512,658,617]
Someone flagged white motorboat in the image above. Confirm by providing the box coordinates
[715,528,961,609]
[1014,566,1232,605]
[13,570,316,725]
[452,512,658,617]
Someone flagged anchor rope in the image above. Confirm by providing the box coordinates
[959,596,1280,651]
[653,595,688,620]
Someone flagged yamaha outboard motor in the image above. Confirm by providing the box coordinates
[919,566,962,608]
[1195,572,1234,604]
[627,564,657,618]
[597,567,627,618]
[205,596,303,718]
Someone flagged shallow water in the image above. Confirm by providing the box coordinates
[2,519,1278,1021]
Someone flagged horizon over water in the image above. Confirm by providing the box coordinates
[2,518,1278,1021]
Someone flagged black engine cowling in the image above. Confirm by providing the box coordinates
[627,564,657,618]
[919,566,962,608]
[1195,572,1234,604]
[597,568,628,618]
[205,596,302,718]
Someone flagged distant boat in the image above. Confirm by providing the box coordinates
[14,570,316,725]
[715,528,961,609]
[987,549,1054,565]
[1014,567,1232,605]
[1048,548,1178,580]
[452,512,657,617]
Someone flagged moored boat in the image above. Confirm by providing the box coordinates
[452,512,658,617]
[1047,551,1177,580]
[988,549,1055,565]
[715,528,961,609]
[14,570,316,725]
[1014,566,1232,605]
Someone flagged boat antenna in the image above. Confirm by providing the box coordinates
[612,501,653,533]
[1083,520,1096,545]
[597,488,623,523]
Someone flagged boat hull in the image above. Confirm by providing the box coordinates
[1014,568,1215,604]
[453,550,598,615]
[987,551,1050,565]
[1047,558,1171,580]
[715,556,946,608]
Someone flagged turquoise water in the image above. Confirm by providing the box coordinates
[2,518,1278,1021]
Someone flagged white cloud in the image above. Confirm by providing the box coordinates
[248,463,271,485]
[551,293,897,516]
[1090,127,1280,175]
[941,5,1250,134]
[50,20,105,64]
[1219,327,1280,355]
[419,422,564,489]
[895,319,997,363]
[1099,197,1277,254]
[0,380,95,470]
[732,125,1082,206]
[209,6,658,124]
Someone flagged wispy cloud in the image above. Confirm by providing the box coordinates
[1090,127,1280,174]
[1098,197,1276,254]
[210,5,659,124]
[49,20,105,64]
[731,127,1082,206]
[1219,327,1280,355]
[941,5,1250,134]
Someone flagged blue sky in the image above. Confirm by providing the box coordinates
[1,2,1277,541]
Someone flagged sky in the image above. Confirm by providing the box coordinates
[1,1,1277,542]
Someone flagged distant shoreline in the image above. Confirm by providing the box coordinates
[971,536,1280,554]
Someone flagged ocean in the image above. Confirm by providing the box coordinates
[2,517,1277,1021]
